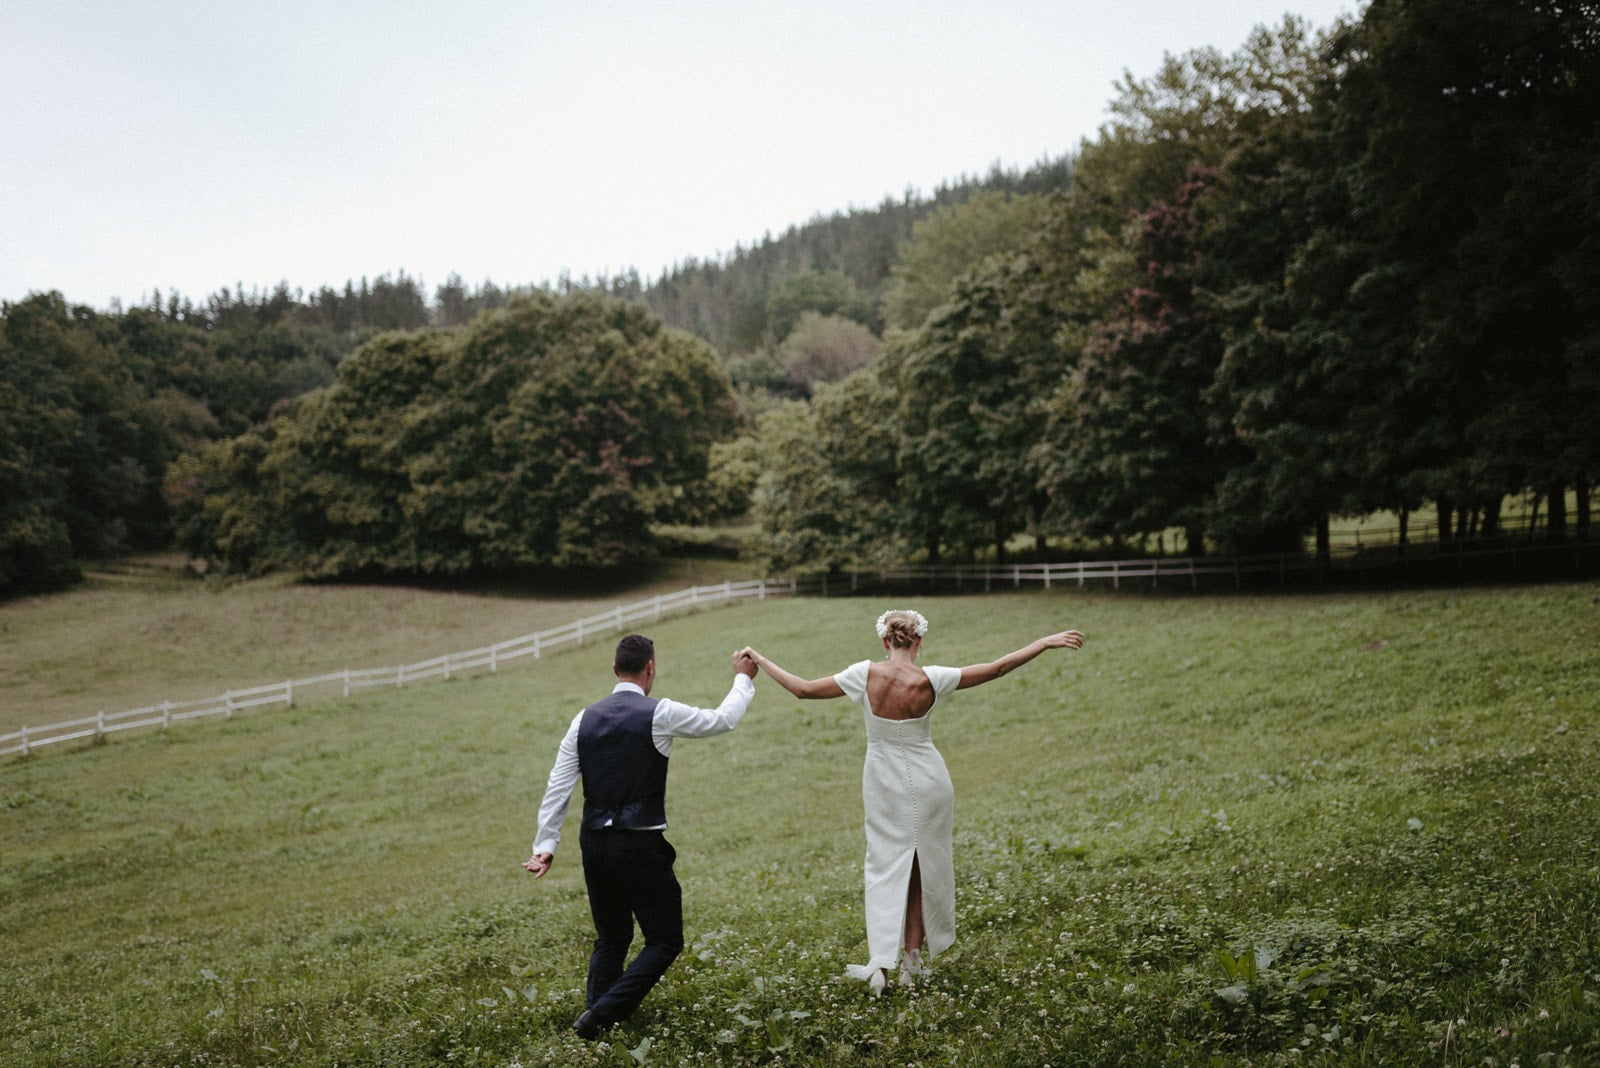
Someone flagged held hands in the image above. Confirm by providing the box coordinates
[522,852,553,878]
[733,648,760,678]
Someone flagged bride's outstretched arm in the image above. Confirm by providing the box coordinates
[956,630,1084,690]
[738,646,845,700]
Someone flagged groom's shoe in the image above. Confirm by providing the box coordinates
[572,1010,606,1040]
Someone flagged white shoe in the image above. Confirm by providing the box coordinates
[868,968,887,997]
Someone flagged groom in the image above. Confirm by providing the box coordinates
[524,634,758,1039]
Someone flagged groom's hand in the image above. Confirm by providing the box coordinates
[523,852,553,878]
[733,650,758,678]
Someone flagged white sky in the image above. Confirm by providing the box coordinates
[2,0,1358,311]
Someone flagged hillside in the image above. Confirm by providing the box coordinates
[3,581,1598,1065]
[636,156,1074,353]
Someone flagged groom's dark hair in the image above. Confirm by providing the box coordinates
[614,634,655,676]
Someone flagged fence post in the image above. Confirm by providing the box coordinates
[285,680,293,707]
[490,646,498,674]
[19,725,26,756]
[444,655,452,682]
[655,594,664,620]
[1113,561,1120,590]
[758,580,767,601]
[397,665,405,689]
[225,691,234,717]
[1044,565,1052,590]
[577,619,585,646]
[163,700,171,729]
[96,711,105,741]
[534,632,542,660]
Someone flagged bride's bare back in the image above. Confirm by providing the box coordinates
[737,623,1083,714]
[865,660,936,721]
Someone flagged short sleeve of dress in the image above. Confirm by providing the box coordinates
[834,660,872,703]
[923,665,962,701]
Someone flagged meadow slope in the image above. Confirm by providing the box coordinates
[3,581,1598,1066]
[0,554,754,736]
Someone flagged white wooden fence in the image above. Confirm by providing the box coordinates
[7,536,1592,760]
[810,556,1254,593]
[1,578,796,759]
[813,534,1597,594]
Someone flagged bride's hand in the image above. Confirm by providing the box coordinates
[1046,630,1085,651]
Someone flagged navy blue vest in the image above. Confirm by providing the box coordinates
[577,689,670,832]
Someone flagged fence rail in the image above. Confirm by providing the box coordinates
[6,531,1594,760]
[807,535,1597,595]
[1,578,795,759]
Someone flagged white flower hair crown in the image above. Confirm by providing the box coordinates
[876,610,929,640]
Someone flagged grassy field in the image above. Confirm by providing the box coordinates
[3,573,1598,1066]
[0,553,755,737]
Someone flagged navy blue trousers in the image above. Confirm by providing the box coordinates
[578,829,684,1025]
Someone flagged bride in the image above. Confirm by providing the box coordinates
[740,610,1084,993]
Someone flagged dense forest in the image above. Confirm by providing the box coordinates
[748,0,1599,568]
[3,0,1596,593]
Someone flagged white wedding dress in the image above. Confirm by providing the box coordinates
[833,659,963,983]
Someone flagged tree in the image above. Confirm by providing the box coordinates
[750,370,903,573]
[1196,59,1378,557]
[691,435,764,524]
[173,292,740,577]
[1071,18,1330,231]
[1192,0,1600,554]
[775,312,880,396]
[0,378,77,591]
[1383,0,1600,537]
[0,294,170,589]
[883,249,1068,563]
[1047,169,1230,555]
[765,269,876,342]
[880,190,1053,330]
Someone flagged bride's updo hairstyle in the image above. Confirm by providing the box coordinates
[875,609,929,650]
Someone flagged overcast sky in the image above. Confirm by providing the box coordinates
[2,0,1359,311]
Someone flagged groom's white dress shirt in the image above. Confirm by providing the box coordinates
[531,674,756,856]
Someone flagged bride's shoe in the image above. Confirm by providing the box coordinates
[868,968,888,997]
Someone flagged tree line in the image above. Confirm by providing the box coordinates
[0,158,1069,594]
[749,0,1599,570]
[4,0,1595,592]
[165,293,738,578]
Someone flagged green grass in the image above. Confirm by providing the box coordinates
[3,579,1599,1066]
[0,552,755,736]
